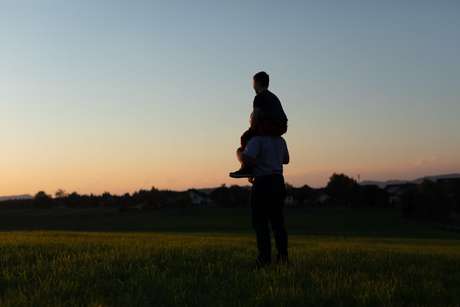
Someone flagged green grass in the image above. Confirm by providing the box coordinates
[0,208,459,306]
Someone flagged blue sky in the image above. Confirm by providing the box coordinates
[1,0,459,194]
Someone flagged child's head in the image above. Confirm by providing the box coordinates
[253,71,269,94]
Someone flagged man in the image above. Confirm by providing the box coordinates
[241,128,290,267]
[229,71,288,178]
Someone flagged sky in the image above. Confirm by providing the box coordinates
[1,0,459,195]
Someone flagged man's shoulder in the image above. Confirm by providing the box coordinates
[280,137,288,148]
[273,136,288,149]
[247,135,271,146]
[278,136,287,145]
[248,135,265,143]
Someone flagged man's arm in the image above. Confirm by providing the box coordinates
[282,139,290,165]
[283,151,290,165]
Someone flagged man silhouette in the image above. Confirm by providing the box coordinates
[240,116,290,267]
[230,72,290,267]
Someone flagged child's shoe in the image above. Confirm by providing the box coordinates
[229,166,253,178]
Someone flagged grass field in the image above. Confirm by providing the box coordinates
[1,208,459,306]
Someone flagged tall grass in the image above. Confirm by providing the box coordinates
[1,232,459,307]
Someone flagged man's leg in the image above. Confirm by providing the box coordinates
[269,202,288,261]
[268,176,288,263]
[251,180,271,265]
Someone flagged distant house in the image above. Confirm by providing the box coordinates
[119,202,145,213]
[437,177,460,185]
[386,183,417,194]
[316,193,331,205]
[437,178,460,206]
[188,189,214,207]
[385,183,417,206]
[284,195,297,207]
[414,174,460,184]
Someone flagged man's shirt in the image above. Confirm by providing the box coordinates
[243,136,289,177]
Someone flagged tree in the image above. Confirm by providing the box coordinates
[55,189,67,199]
[210,185,231,207]
[289,184,315,207]
[359,185,389,207]
[415,180,453,221]
[66,192,83,207]
[34,191,53,208]
[210,185,250,207]
[400,180,455,221]
[326,173,359,206]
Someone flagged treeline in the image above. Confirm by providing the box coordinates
[1,186,251,210]
[288,173,460,223]
[1,173,459,223]
[287,173,389,208]
[400,179,460,222]
[32,188,198,209]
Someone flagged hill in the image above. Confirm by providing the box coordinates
[0,194,32,202]
[361,173,460,188]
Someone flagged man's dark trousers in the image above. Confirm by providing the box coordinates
[251,174,288,263]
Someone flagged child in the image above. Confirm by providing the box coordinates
[230,71,287,178]
[241,132,290,267]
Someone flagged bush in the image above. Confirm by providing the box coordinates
[34,191,54,208]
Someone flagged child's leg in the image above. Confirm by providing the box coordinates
[237,127,256,169]
[230,127,256,178]
[229,115,260,178]
[240,127,256,149]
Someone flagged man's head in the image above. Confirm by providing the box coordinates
[253,71,269,94]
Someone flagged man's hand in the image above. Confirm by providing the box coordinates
[248,177,255,184]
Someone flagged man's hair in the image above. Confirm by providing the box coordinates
[253,71,269,88]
